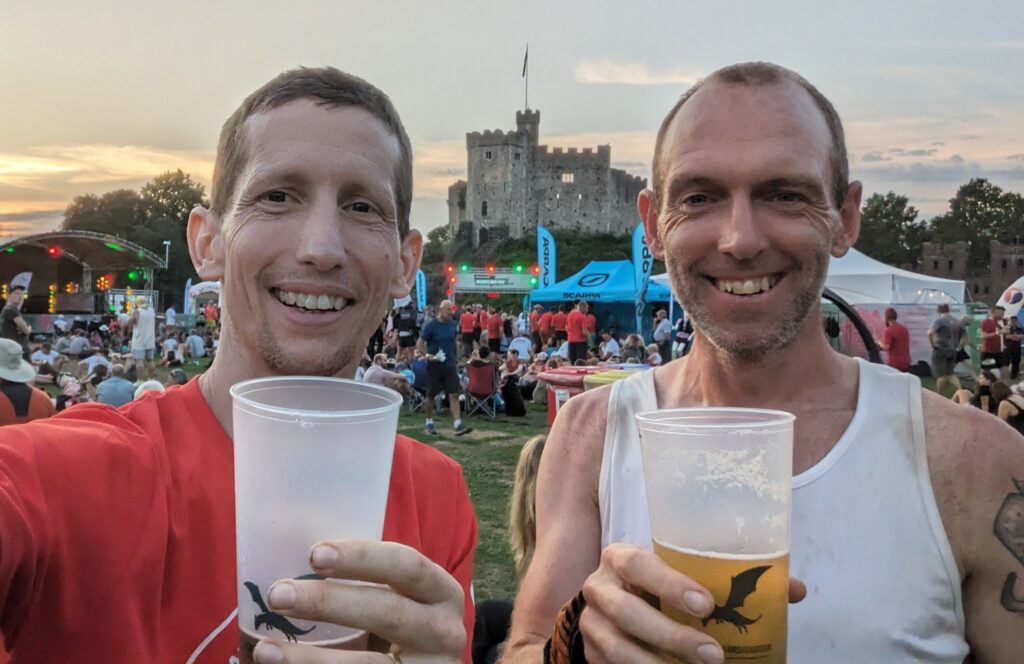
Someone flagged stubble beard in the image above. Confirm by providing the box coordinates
[669,252,828,362]
[256,325,356,377]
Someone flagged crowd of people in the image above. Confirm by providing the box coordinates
[0,62,1019,663]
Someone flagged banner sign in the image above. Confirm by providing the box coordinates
[415,269,427,310]
[632,224,654,333]
[537,225,557,289]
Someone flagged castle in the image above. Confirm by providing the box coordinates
[447,110,646,247]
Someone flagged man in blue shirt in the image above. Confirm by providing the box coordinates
[95,364,136,408]
[417,299,472,436]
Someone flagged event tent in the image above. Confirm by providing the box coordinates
[530,260,672,303]
[650,249,966,305]
[824,249,965,305]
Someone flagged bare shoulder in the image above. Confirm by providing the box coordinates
[920,388,1024,571]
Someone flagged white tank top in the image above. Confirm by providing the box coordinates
[599,359,968,662]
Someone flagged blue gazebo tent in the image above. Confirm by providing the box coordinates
[530,260,675,338]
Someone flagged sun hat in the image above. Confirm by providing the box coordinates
[0,339,35,383]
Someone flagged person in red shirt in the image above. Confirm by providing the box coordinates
[538,307,554,345]
[551,304,568,344]
[585,307,597,348]
[878,307,911,372]
[565,301,590,364]
[0,68,475,663]
[529,304,543,353]
[0,339,55,427]
[460,306,477,357]
[980,305,1008,379]
[475,304,488,347]
[486,305,503,353]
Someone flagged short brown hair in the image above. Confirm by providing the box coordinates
[210,66,413,237]
[652,62,849,210]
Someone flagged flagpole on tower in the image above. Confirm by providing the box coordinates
[522,44,529,110]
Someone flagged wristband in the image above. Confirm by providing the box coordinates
[543,590,588,664]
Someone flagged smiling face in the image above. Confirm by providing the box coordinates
[641,81,860,360]
[190,100,421,377]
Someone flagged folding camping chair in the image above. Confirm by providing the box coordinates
[465,362,498,418]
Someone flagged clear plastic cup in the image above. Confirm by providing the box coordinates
[231,376,402,651]
[636,408,794,664]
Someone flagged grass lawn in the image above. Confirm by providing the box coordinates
[398,405,550,601]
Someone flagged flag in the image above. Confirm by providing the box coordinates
[632,224,654,335]
[182,278,193,314]
[10,272,32,291]
[522,45,528,77]
[415,269,427,311]
[537,225,557,289]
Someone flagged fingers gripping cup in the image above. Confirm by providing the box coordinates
[231,377,403,655]
[636,408,794,664]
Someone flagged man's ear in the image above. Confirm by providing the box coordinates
[831,181,863,258]
[187,205,225,281]
[390,228,423,298]
[637,189,665,261]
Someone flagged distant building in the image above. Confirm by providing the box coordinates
[447,110,646,247]
[921,240,1024,304]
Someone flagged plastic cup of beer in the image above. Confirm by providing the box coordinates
[231,377,403,659]
[636,408,794,663]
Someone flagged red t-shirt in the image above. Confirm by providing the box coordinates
[882,322,911,371]
[566,310,588,343]
[529,311,541,334]
[0,380,476,663]
[551,312,567,333]
[538,312,553,336]
[460,311,476,334]
[586,313,596,336]
[476,311,488,331]
[981,318,1002,353]
[486,314,502,338]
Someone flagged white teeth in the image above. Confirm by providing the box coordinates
[316,295,332,310]
[274,289,349,311]
[284,291,297,305]
[302,294,317,309]
[716,277,778,296]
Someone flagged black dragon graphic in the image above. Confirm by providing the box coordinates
[702,565,770,633]
[995,479,1024,613]
[244,580,318,642]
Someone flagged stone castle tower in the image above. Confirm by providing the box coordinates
[447,110,646,247]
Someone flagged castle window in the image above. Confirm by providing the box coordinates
[985,285,990,294]
[1003,259,1008,270]
[578,194,583,201]
[481,201,488,217]
[948,260,953,270]
[561,173,575,184]
[1018,258,1023,267]
[485,151,492,159]
[933,260,938,270]
[514,152,521,160]
[974,283,979,294]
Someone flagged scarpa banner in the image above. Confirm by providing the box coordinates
[537,225,557,289]
[415,269,427,311]
[632,225,654,336]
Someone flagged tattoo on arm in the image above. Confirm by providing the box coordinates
[994,479,1024,613]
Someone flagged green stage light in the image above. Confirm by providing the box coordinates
[4,247,12,253]
[529,277,537,285]
[104,242,123,251]
[460,264,469,272]
[128,271,138,281]
[515,265,523,272]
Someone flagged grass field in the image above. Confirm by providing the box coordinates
[398,406,550,601]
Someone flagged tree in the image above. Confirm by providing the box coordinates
[62,189,142,239]
[928,178,1024,264]
[855,192,927,267]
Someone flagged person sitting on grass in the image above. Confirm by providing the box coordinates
[645,342,663,366]
[362,353,412,399]
[952,370,999,413]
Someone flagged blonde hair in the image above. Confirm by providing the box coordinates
[508,435,546,579]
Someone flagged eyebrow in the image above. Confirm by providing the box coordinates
[663,174,827,203]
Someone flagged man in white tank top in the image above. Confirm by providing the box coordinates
[503,63,1024,664]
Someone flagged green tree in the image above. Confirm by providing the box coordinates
[928,178,1024,264]
[855,192,927,267]
[62,189,142,238]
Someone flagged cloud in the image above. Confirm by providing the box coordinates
[859,155,1024,185]
[862,152,890,162]
[888,148,938,157]
[574,58,701,86]
[931,142,946,147]
[1010,154,1024,161]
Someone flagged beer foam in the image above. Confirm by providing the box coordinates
[654,539,789,561]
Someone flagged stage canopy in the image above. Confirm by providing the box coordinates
[0,230,166,272]
[530,260,672,304]
[651,249,966,305]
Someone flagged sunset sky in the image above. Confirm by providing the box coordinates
[2,0,1022,240]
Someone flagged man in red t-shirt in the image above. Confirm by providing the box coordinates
[459,306,477,357]
[529,304,543,353]
[486,305,503,353]
[980,305,1008,379]
[538,307,554,345]
[565,301,590,364]
[551,304,568,344]
[878,307,911,372]
[0,68,475,663]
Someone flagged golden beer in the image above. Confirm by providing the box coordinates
[653,540,788,663]
[238,629,372,664]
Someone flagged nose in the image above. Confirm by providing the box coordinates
[717,194,769,261]
[295,195,348,271]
